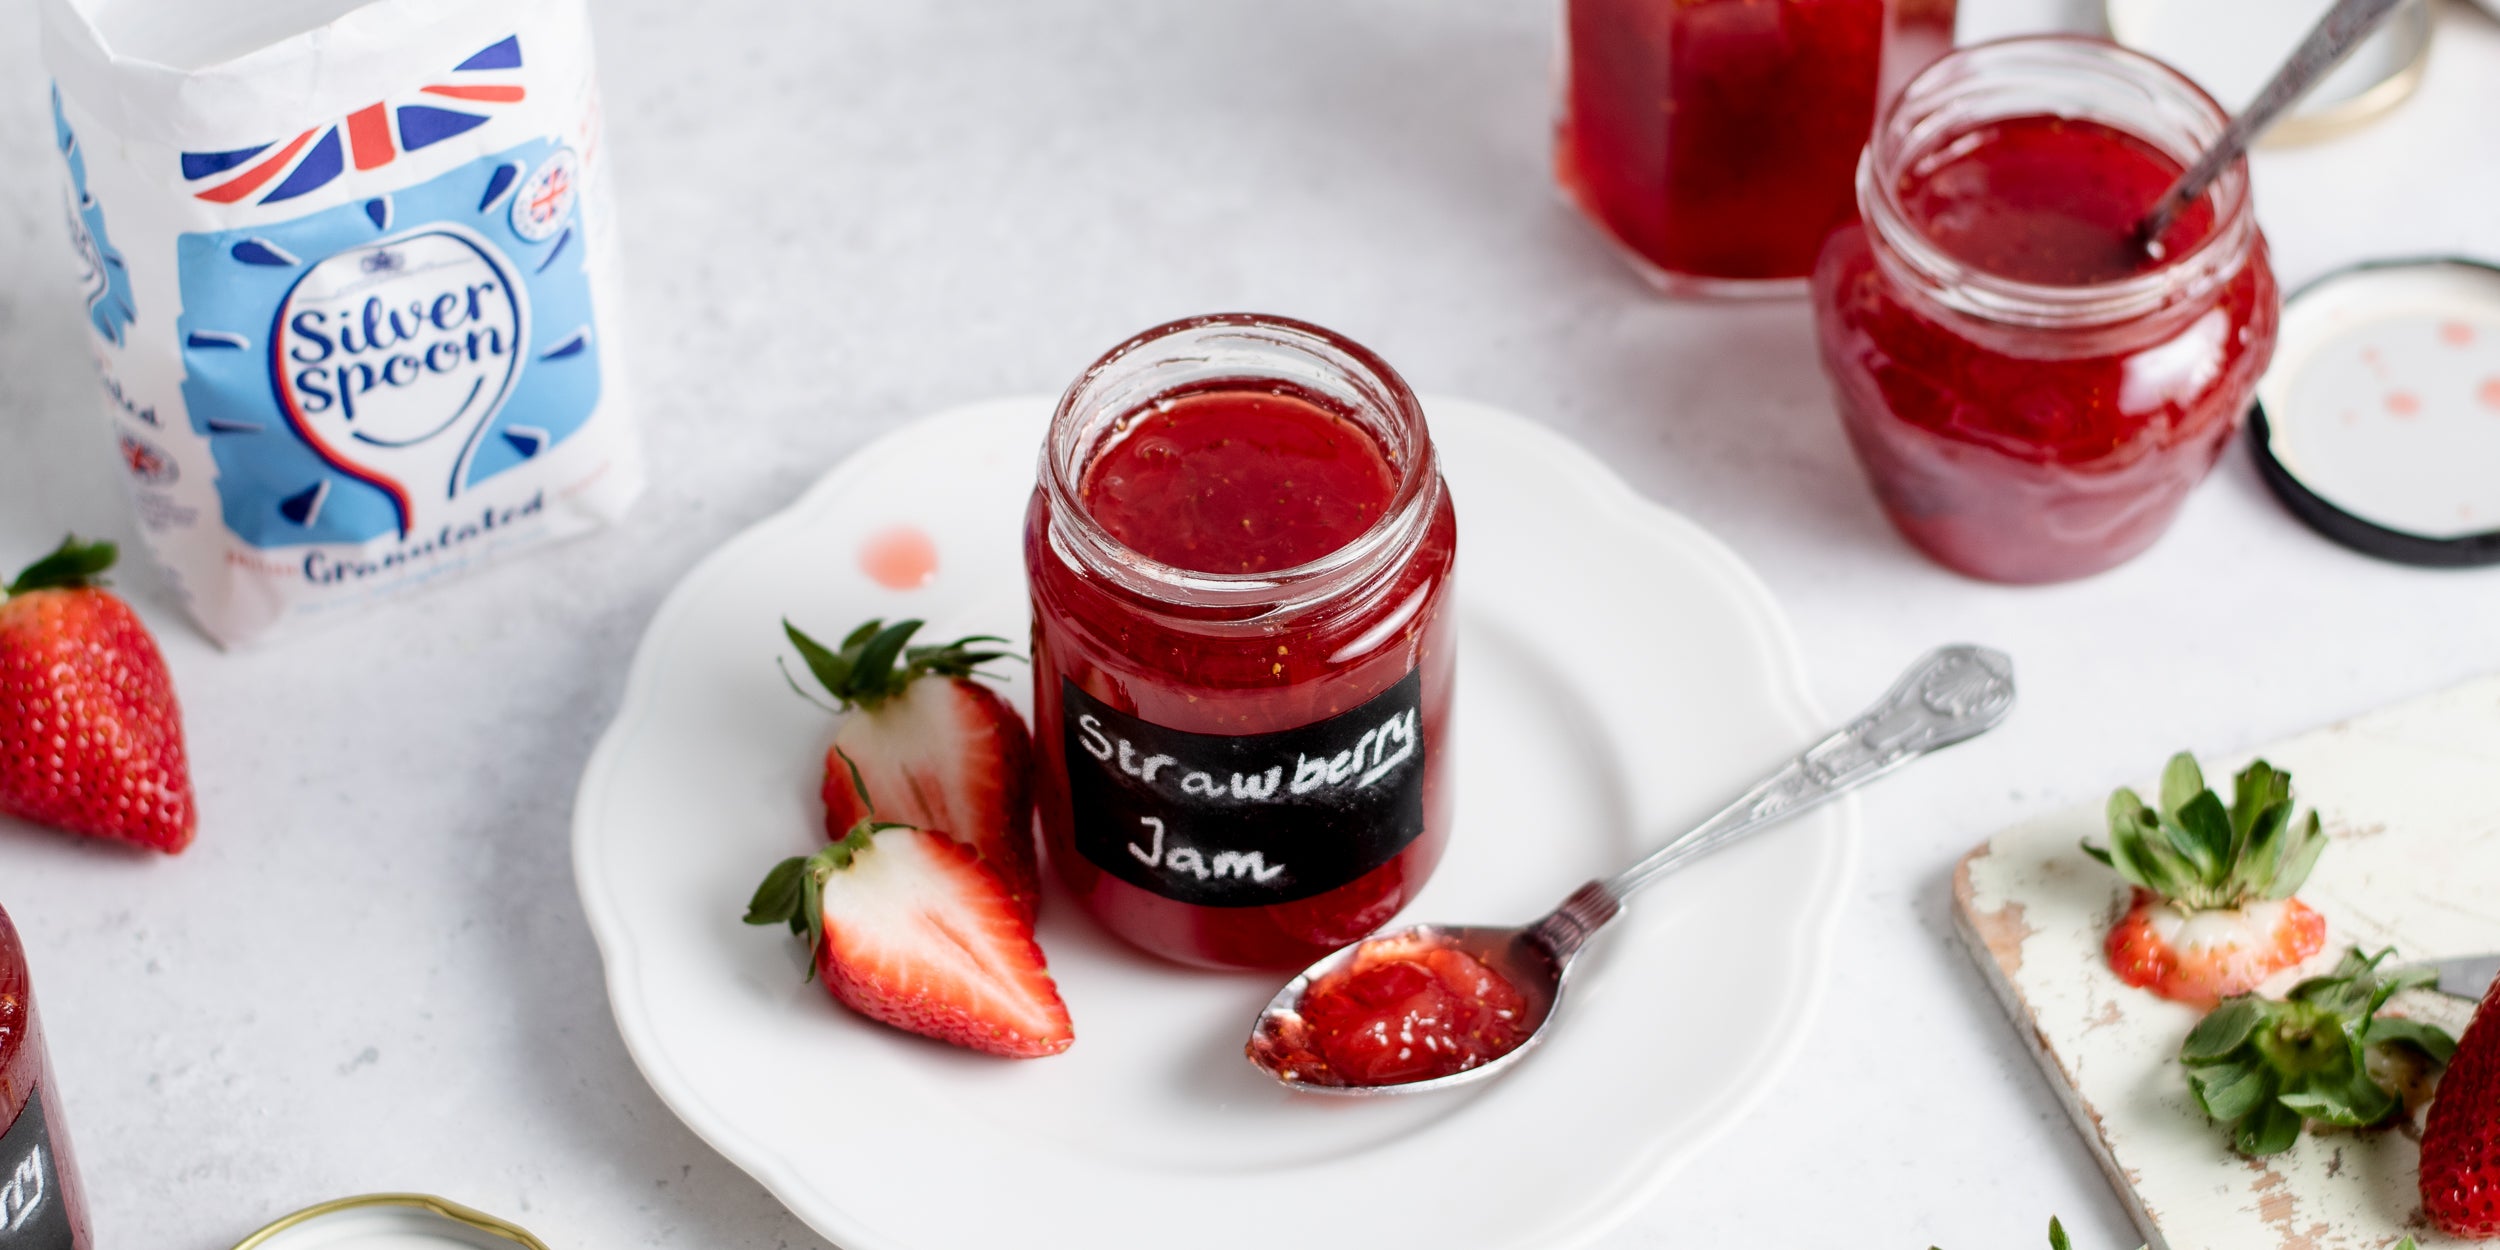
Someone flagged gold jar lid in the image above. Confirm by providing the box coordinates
[2106,0,2433,144]
[231,1193,549,1249]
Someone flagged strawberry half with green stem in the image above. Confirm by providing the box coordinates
[0,536,193,853]
[783,617,1036,913]
[2085,752,2331,1007]
[744,768,1072,1058]
[2421,973,2500,1237]
[2178,946,2453,1157]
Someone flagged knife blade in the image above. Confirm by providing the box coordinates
[2420,954,2500,1001]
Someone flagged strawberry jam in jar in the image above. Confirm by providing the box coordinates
[1556,0,1958,295]
[1812,36,2278,582]
[0,904,92,1249]
[1027,314,1457,970]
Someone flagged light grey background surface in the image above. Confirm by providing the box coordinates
[3,1,2497,1246]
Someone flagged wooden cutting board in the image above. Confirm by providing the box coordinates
[1954,676,2500,1250]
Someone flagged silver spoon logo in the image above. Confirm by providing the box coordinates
[271,223,528,538]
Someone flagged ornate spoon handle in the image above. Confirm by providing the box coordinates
[1531,646,2015,958]
[2137,0,2409,249]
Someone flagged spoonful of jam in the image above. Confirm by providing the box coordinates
[1248,644,2016,1095]
[2134,0,2410,257]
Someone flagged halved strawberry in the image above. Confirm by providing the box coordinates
[2084,753,2330,1007]
[0,537,194,853]
[745,817,1072,1058]
[2423,976,2500,1237]
[783,618,1036,912]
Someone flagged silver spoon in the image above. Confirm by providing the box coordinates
[2136,0,2411,254]
[1247,644,2016,1096]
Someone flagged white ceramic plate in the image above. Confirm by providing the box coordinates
[573,397,1854,1250]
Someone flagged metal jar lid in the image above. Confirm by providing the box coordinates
[2106,0,2433,143]
[230,1193,549,1249]
[2247,257,2500,567]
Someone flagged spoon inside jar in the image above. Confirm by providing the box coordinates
[1246,644,2016,1096]
[2134,0,2411,257]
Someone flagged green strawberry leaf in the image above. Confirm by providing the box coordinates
[743,856,809,928]
[2365,1016,2458,1065]
[5,535,117,596]
[2238,1098,2304,1156]
[835,746,875,816]
[849,619,924,697]
[2168,792,2235,887]
[2160,752,2207,818]
[2183,998,2270,1060]
[785,620,854,705]
[2190,1061,2270,1122]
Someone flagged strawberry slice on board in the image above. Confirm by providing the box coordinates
[2423,975,2500,1238]
[744,815,1073,1059]
[2083,753,2331,1008]
[0,536,194,853]
[782,617,1037,914]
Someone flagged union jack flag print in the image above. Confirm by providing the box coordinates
[180,37,528,207]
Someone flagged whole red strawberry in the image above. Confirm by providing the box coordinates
[0,537,194,853]
[2422,978,2500,1237]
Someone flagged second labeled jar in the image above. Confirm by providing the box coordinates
[1025,315,1457,970]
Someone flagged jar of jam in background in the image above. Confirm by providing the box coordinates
[1026,314,1457,971]
[1812,36,2279,583]
[0,904,93,1250]
[1555,0,1960,296]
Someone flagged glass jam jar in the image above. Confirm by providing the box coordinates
[1555,0,1959,295]
[1025,314,1457,971]
[0,904,93,1250]
[1812,36,2280,583]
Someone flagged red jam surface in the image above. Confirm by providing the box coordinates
[1556,0,1955,285]
[0,907,92,1249]
[1901,116,2211,284]
[1266,935,1532,1088]
[1814,113,2278,583]
[1029,383,1456,970]
[1081,390,1398,574]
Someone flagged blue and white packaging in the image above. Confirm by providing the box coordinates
[38,0,643,645]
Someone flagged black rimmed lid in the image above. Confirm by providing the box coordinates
[2248,257,2500,567]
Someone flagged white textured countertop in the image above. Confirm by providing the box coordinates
[3,2,2497,1247]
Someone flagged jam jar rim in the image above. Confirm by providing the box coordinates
[1037,312,1444,619]
[1859,34,2258,332]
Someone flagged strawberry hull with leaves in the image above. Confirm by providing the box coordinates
[783,617,1037,914]
[2179,947,2453,1157]
[0,537,194,853]
[2085,753,2329,1007]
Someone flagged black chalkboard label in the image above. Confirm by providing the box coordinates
[1063,671,1427,908]
[0,1090,73,1250]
